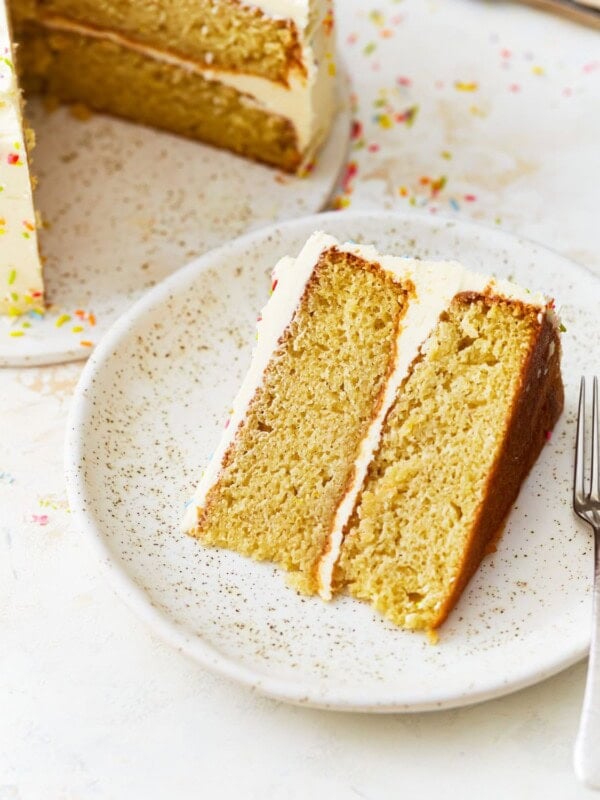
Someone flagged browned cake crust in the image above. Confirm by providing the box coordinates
[432,299,564,628]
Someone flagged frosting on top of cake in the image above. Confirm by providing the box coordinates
[0,0,44,315]
[183,231,554,597]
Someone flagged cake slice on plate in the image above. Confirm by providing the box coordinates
[183,232,564,631]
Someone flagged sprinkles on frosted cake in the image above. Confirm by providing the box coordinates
[0,0,43,316]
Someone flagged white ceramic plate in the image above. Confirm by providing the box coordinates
[66,210,597,712]
[0,96,350,367]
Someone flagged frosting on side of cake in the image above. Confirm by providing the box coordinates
[0,0,44,315]
[183,232,554,598]
[39,0,336,158]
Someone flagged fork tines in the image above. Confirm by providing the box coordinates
[574,376,600,518]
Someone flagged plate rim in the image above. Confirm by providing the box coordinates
[65,208,595,712]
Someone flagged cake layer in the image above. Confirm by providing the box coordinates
[17,23,305,171]
[189,247,413,595]
[9,0,319,84]
[0,0,44,315]
[337,293,563,630]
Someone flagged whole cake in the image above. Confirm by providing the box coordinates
[0,0,336,313]
[183,232,564,631]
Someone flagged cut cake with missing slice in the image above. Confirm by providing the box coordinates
[1,0,337,314]
[183,232,564,631]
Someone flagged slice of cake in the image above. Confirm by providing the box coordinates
[183,232,563,631]
[0,0,43,315]
[8,0,336,173]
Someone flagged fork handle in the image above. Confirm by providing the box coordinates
[575,527,600,789]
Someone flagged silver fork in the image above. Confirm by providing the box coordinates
[574,376,600,789]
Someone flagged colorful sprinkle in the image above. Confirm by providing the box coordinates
[430,176,447,196]
[7,269,15,285]
[7,152,21,165]
[332,195,351,210]
[55,313,71,328]
[375,113,393,129]
[350,119,363,140]
[80,340,93,348]
[395,105,419,127]
[31,513,49,526]
[455,81,478,92]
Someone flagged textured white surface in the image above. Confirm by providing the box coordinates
[2,0,600,796]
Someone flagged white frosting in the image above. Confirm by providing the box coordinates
[40,0,337,156]
[183,232,552,598]
[247,0,311,27]
[0,0,44,315]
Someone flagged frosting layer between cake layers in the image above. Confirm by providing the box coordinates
[0,0,43,315]
[183,232,552,598]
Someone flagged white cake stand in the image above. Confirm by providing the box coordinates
[0,95,350,366]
